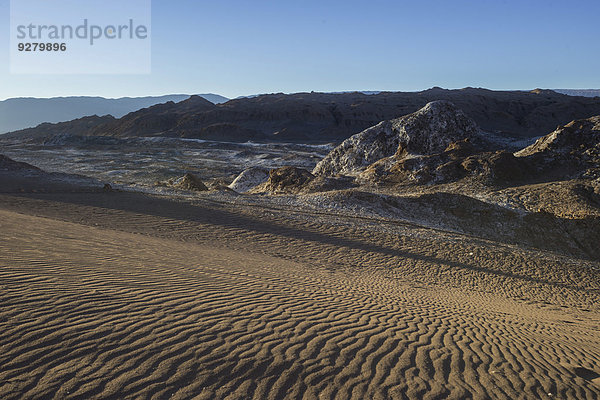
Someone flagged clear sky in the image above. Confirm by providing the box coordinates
[1,0,599,100]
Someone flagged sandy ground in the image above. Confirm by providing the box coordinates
[1,186,599,399]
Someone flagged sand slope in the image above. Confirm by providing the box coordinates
[1,193,600,399]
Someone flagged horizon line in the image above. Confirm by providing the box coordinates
[2,87,600,102]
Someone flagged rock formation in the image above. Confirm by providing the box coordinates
[228,167,270,193]
[251,166,315,194]
[314,104,600,188]
[313,101,481,176]
[172,173,208,192]
[515,116,600,180]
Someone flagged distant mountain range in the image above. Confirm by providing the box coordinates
[4,88,600,144]
[0,94,229,134]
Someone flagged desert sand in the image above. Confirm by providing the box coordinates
[1,187,599,399]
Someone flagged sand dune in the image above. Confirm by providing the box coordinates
[1,192,600,399]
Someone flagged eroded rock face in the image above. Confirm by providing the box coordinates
[360,139,473,184]
[313,101,480,176]
[228,167,270,193]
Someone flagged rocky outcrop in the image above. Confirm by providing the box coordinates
[358,139,528,186]
[252,166,315,194]
[304,189,600,260]
[314,105,600,188]
[517,116,600,157]
[228,167,270,193]
[313,101,481,176]
[515,116,600,180]
[460,151,529,185]
[312,120,399,176]
[171,173,208,192]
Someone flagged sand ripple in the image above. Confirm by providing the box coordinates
[1,202,599,399]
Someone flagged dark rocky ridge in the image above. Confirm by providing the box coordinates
[90,95,219,138]
[0,154,40,171]
[5,88,600,144]
[2,115,117,141]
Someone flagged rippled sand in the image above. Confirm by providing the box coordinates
[1,190,599,399]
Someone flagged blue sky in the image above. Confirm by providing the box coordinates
[1,0,599,100]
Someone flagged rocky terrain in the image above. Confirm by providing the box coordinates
[3,96,600,261]
[0,154,110,194]
[5,88,600,144]
[222,102,600,260]
[312,101,600,188]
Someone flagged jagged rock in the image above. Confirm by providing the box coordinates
[172,173,208,191]
[313,101,481,176]
[359,139,477,184]
[361,147,530,187]
[252,166,315,194]
[362,113,600,187]
[228,167,270,193]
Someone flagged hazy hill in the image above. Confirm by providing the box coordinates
[0,94,229,134]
